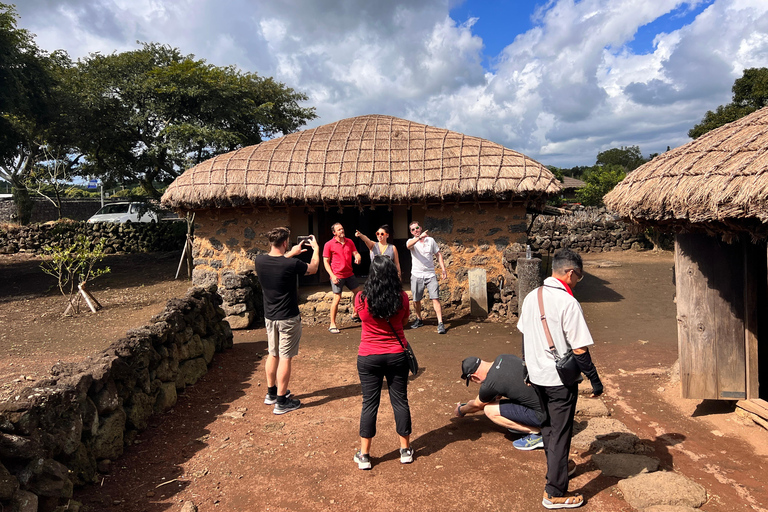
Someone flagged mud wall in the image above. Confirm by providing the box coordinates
[0,221,187,255]
[0,285,232,512]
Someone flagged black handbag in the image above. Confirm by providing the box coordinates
[537,287,583,386]
[387,320,418,375]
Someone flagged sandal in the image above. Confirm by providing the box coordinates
[328,327,340,334]
[542,491,584,509]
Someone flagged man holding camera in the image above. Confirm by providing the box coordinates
[254,227,319,415]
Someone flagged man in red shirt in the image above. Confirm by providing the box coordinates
[322,222,362,333]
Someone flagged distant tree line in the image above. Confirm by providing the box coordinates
[0,3,316,224]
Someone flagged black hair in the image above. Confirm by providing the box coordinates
[360,255,403,319]
[552,248,583,273]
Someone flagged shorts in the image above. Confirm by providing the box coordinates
[331,275,360,294]
[499,399,542,428]
[410,275,439,301]
[265,315,302,359]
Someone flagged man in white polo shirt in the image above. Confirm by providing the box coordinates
[406,221,447,334]
[517,248,603,510]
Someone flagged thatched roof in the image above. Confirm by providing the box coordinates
[605,106,768,236]
[162,114,560,210]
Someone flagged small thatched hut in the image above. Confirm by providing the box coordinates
[605,106,768,415]
[162,114,560,328]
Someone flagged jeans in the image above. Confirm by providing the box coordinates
[357,352,411,438]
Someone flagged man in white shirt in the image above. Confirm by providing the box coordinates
[517,248,603,510]
[406,221,447,334]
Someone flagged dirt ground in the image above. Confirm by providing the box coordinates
[1,250,767,512]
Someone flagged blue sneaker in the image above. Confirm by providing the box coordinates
[513,433,544,451]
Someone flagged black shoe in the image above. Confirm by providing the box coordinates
[264,390,292,405]
[273,398,301,415]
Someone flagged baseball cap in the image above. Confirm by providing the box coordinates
[460,357,481,386]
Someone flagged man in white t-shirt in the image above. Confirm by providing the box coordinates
[406,221,447,334]
[517,248,603,510]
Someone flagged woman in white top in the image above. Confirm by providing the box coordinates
[355,224,401,279]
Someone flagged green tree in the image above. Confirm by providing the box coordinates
[73,43,317,198]
[0,3,62,223]
[576,164,626,206]
[595,145,646,172]
[689,67,768,139]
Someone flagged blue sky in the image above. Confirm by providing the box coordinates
[13,0,768,167]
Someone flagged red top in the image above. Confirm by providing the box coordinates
[355,291,410,356]
[323,238,356,278]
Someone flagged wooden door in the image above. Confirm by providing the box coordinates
[675,233,746,399]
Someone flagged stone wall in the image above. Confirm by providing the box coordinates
[0,285,232,512]
[528,206,656,253]
[190,208,289,329]
[0,198,105,224]
[0,220,187,255]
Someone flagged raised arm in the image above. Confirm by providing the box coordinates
[355,230,375,250]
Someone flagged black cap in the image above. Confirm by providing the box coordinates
[461,357,482,386]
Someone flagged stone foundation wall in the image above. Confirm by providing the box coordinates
[190,208,289,329]
[0,220,187,255]
[0,286,233,512]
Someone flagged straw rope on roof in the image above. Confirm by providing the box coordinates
[161,114,561,210]
[604,106,768,235]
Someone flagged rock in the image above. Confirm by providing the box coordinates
[572,417,649,454]
[0,461,19,500]
[18,458,73,499]
[593,453,659,477]
[223,311,254,329]
[11,489,38,512]
[154,382,178,413]
[642,506,699,512]
[181,501,198,512]
[617,472,706,510]
[176,357,208,388]
[89,408,126,460]
[575,397,610,418]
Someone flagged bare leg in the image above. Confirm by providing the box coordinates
[484,403,539,433]
[330,292,341,329]
[265,354,278,388]
[276,356,293,396]
[432,298,443,324]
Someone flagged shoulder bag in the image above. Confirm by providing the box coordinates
[387,319,419,375]
[537,286,583,386]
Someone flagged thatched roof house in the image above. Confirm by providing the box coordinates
[162,114,560,210]
[605,106,768,237]
[162,114,560,328]
[605,107,768,414]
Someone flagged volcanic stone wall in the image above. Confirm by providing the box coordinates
[0,221,187,255]
[0,285,232,512]
[190,208,289,329]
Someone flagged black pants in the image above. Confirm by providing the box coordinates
[534,383,579,497]
[357,352,411,439]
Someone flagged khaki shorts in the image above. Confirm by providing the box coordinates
[265,315,302,358]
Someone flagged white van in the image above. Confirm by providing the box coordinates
[87,202,159,223]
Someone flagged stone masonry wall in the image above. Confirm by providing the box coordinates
[190,208,289,329]
[0,285,232,512]
[0,220,187,255]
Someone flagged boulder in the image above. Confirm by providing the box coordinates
[593,453,659,478]
[617,472,706,510]
[18,458,73,499]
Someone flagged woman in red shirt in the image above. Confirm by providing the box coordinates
[353,256,413,470]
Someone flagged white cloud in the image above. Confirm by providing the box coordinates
[13,0,768,166]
